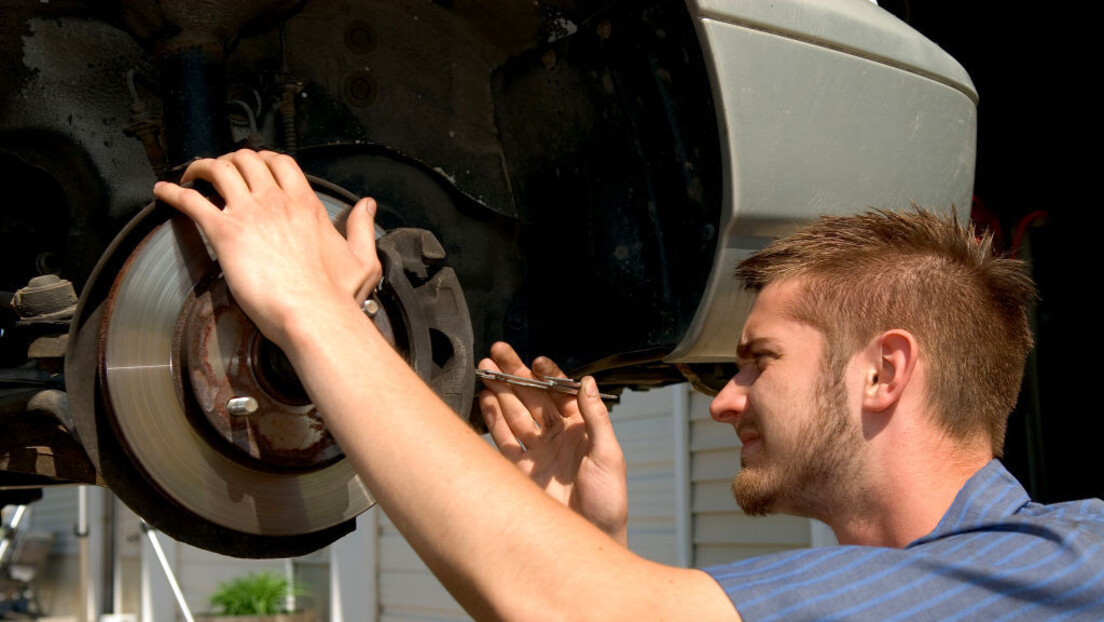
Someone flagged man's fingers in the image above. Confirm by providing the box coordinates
[532,356,565,378]
[347,198,379,265]
[489,341,529,373]
[480,390,525,462]
[179,158,251,204]
[153,182,221,231]
[223,149,279,194]
[577,377,620,461]
[259,151,314,196]
[532,356,580,418]
[489,342,563,432]
[478,358,543,447]
[344,198,381,300]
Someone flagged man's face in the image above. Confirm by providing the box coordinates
[709,281,866,519]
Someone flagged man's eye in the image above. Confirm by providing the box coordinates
[750,352,776,370]
[735,354,766,371]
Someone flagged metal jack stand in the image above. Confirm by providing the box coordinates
[138,521,194,622]
[0,506,27,565]
[2,506,53,619]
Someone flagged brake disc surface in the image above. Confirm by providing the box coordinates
[100,196,374,537]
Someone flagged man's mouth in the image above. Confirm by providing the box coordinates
[736,425,761,448]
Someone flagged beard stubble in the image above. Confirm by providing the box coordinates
[731,350,866,519]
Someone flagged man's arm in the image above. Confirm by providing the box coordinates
[479,342,629,545]
[154,150,738,621]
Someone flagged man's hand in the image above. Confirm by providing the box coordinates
[151,150,380,347]
[479,342,629,545]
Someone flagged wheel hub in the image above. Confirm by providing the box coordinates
[174,276,341,469]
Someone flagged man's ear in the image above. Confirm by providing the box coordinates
[862,329,919,412]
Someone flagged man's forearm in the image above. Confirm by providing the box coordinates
[279,298,676,619]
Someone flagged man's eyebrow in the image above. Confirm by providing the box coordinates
[736,337,777,360]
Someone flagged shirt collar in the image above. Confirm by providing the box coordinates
[909,459,1031,547]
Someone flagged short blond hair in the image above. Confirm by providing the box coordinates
[736,208,1036,455]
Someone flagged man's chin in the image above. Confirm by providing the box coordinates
[731,468,781,516]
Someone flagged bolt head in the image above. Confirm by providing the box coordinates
[226,396,259,416]
[362,299,379,317]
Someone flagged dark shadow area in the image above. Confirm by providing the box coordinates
[890,3,1097,502]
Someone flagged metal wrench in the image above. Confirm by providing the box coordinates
[475,368,620,403]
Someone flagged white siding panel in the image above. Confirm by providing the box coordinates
[615,386,678,566]
[25,486,78,555]
[626,473,675,520]
[691,447,741,482]
[689,419,735,452]
[377,510,466,619]
[613,386,676,419]
[378,572,469,621]
[628,524,678,563]
[688,390,716,420]
[380,614,470,622]
[378,529,435,573]
[692,481,741,514]
[694,513,811,546]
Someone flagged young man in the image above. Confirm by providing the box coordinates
[155,149,1103,620]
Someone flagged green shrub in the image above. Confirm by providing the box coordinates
[209,571,301,616]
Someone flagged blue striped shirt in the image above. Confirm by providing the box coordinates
[705,461,1104,620]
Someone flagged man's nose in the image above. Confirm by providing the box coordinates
[709,375,748,423]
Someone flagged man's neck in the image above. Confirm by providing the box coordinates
[828,444,991,548]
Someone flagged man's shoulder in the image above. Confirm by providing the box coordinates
[925,489,1104,549]
[930,460,1104,544]
[703,469,1104,621]
[706,525,1104,621]
[1018,496,1104,525]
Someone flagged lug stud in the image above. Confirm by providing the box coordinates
[362,299,379,317]
[226,396,259,416]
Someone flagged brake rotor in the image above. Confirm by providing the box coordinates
[100,192,373,536]
[78,178,475,554]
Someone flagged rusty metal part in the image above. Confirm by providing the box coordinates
[124,70,170,177]
[123,107,169,176]
[0,389,99,487]
[276,24,303,154]
[277,77,303,152]
[27,334,67,359]
[375,228,475,416]
[11,275,77,322]
[173,277,341,469]
[10,274,76,367]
